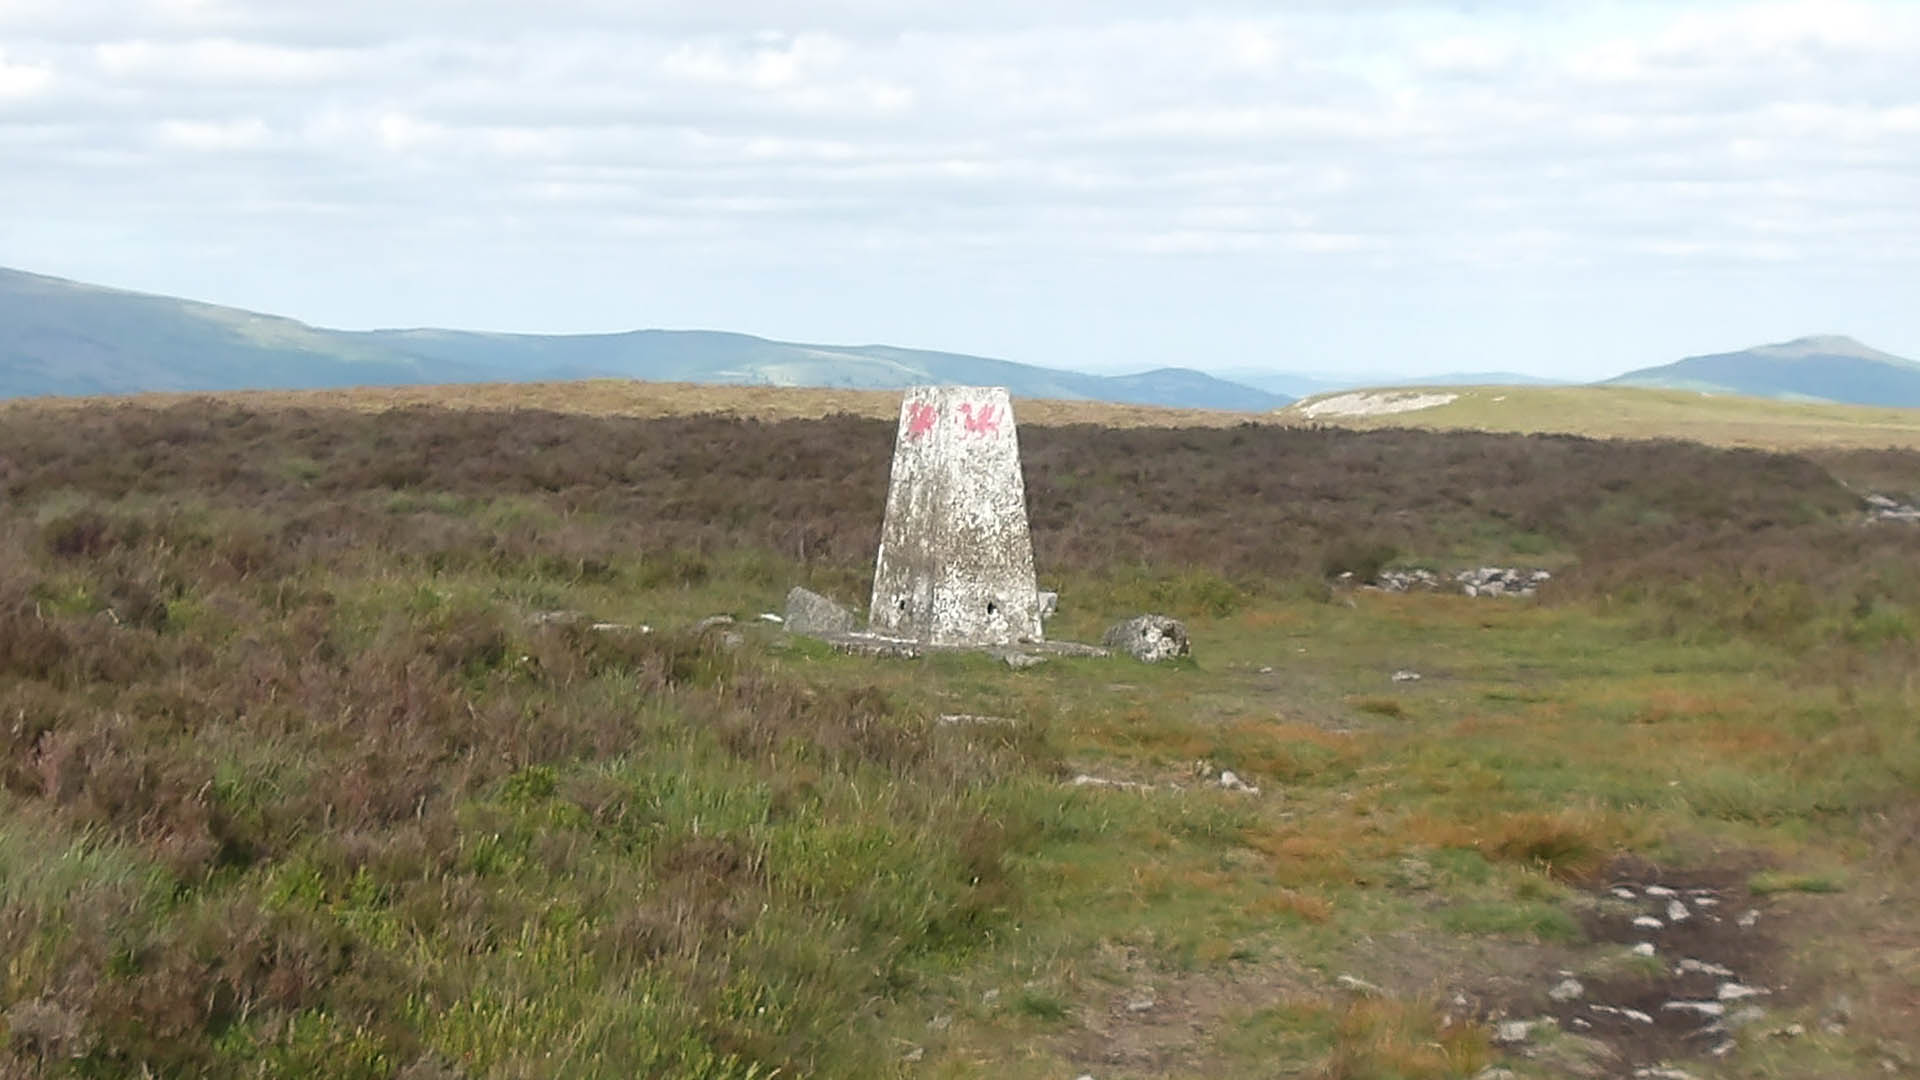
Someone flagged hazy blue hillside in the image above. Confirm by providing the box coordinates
[0,267,1288,410]
[1607,335,1920,407]
[0,267,464,396]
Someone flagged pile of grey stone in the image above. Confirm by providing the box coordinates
[1866,493,1920,522]
[1354,567,1553,598]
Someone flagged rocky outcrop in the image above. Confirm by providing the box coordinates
[1101,614,1190,663]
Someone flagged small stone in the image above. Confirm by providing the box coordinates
[1474,1069,1518,1080]
[1728,1006,1767,1029]
[1662,1001,1726,1018]
[1125,997,1156,1014]
[1645,885,1678,898]
[693,614,735,633]
[1622,1008,1655,1024]
[982,989,1000,1005]
[1737,910,1759,928]
[1612,886,1638,900]
[1391,669,1422,682]
[1633,916,1664,930]
[1667,899,1691,922]
[1000,650,1047,670]
[1218,770,1260,794]
[1679,959,1735,978]
[1771,1023,1805,1039]
[1336,974,1383,996]
[1632,942,1657,957]
[1718,983,1768,1002]
[902,1046,924,1063]
[1036,590,1059,619]
[936,714,1018,727]
[1494,1020,1533,1044]
[1549,978,1585,1003]
[1257,665,1274,674]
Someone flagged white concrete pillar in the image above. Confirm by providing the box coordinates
[868,386,1042,646]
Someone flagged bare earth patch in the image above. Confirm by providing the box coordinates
[1299,391,1461,419]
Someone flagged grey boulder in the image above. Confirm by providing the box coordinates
[784,587,857,636]
[1102,614,1191,663]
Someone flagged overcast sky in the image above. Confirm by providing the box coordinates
[3,1,1917,379]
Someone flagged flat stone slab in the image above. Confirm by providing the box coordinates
[815,631,1109,661]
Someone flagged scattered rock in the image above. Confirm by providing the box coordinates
[1633,916,1664,931]
[1125,996,1156,1014]
[1661,1001,1726,1018]
[759,612,784,623]
[1217,769,1260,794]
[1391,669,1422,682]
[1037,590,1059,619]
[996,649,1048,670]
[829,636,923,660]
[1494,1020,1535,1045]
[1632,1069,1698,1080]
[1070,775,1155,792]
[784,587,857,636]
[1632,942,1657,957]
[1101,614,1191,663]
[1737,910,1759,928]
[1716,982,1767,1001]
[1865,493,1920,521]
[1369,566,1552,597]
[1611,886,1638,901]
[1666,899,1691,923]
[1645,885,1678,898]
[936,714,1018,728]
[1393,857,1436,891]
[901,1046,924,1063]
[1529,1033,1616,1079]
[693,614,735,633]
[1336,974,1383,996]
[1549,978,1586,1003]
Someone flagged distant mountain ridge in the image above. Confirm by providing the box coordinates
[0,267,1288,411]
[1606,335,1920,407]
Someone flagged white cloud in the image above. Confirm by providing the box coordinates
[3,1,1918,376]
[0,50,52,99]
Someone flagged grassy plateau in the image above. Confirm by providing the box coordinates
[0,391,1914,1079]
[1279,384,1920,455]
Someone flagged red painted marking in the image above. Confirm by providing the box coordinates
[958,402,1001,436]
[906,401,938,438]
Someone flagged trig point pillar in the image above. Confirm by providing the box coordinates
[869,386,1043,646]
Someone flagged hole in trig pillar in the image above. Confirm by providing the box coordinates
[986,601,997,615]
